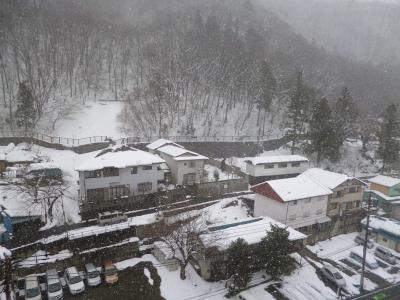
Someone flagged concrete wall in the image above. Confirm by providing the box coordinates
[254,194,329,229]
[79,164,164,201]
[246,161,309,177]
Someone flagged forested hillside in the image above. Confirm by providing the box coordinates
[0,0,398,137]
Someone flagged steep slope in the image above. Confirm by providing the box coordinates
[0,0,398,138]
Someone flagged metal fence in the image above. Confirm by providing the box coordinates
[0,131,109,146]
[118,134,283,144]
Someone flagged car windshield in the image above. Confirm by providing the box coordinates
[105,266,117,276]
[26,287,40,298]
[370,263,379,269]
[69,276,81,284]
[333,272,343,279]
[48,282,61,293]
[88,270,99,279]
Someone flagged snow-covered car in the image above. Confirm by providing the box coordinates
[320,264,346,288]
[45,269,63,300]
[65,267,85,295]
[350,248,379,269]
[354,234,374,248]
[84,263,101,287]
[374,246,397,265]
[104,261,118,284]
[25,274,42,300]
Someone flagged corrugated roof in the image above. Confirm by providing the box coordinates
[245,155,308,165]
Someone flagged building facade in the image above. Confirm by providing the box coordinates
[76,146,166,205]
[251,175,332,232]
[245,155,309,185]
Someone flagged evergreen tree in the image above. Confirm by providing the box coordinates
[308,98,340,163]
[225,238,252,290]
[334,87,359,143]
[257,61,277,135]
[14,81,37,133]
[284,72,316,153]
[261,225,295,280]
[377,104,400,172]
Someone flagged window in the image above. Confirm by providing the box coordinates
[85,170,102,179]
[336,191,343,198]
[355,200,361,208]
[264,164,274,169]
[291,162,300,167]
[87,188,105,202]
[329,203,338,210]
[131,167,138,174]
[316,208,323,215]
[290,200,297,206]
[289,214,296,221]
[138,182,152,193]
[304,198,311,203]
[142,165,152,171]
[278,163,287,168]
[110,185,129,199]
[103,167,119,177]
[189,161,196,168]
[303,211,310,218]
[349,186,358,193]
[183,173,196,185]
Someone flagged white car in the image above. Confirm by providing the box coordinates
[25,274,42,300]
[45,269,63,300]
[320,264,346,288]
[350,248,379,269]
[65,267,85,295]
[84,263,101,287]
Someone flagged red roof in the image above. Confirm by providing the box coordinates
[251,182,284,203]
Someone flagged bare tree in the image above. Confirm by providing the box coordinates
[156,212,219,280]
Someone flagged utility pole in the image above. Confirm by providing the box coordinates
[360,190,372,293]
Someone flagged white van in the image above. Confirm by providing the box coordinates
[97,211,128,226]
[45,269,63,300]
[350,247,379,269]
[25,274,42,300]
[65,267,85,295]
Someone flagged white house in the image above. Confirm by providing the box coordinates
[76,145,167,204]
[245,155,309,185]
[301,168,365,217]
[251,175,332,230]
[147,139,208,185]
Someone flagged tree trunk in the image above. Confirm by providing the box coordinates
[180,263,186,280]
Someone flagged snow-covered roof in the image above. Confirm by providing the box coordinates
[361,215,400,238]
[28,162,60,171]
[157,145,208,161]
[146,139,184,151]
[251,175,332,202]
[369,175,400,187]
[201,216,306,251]
[300,168,351,189]
[245,155,308,165]
[369,189,400,202]
[154,241,175,260]
[75,145,165,171]
[4,149,38,163]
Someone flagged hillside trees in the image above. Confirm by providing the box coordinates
[307,98,341,163]
[333,87,359,143]
[14,82,37,133]
[284,72,316,153]
[377,104,400,172]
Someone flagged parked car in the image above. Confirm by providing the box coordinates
[320,264,346,288]
[45,269,63,300]
[25,274,42,300]
[374,246,397,265]
[97,211,127,226]
[84,263,101,287]
[104,261,118,284]
[65,267,85,295]
[354,234,374,248]
[350,248,379,269]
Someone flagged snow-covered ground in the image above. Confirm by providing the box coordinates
[53,101,124,139]
[203,164,240,182]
